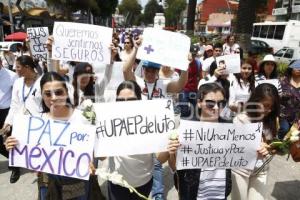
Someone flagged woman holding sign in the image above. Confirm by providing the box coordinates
[231,83,280,200]
[5,72,93,200]
[169,83,232,200]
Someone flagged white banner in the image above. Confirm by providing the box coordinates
[94,99,175,156]
[216,54,241,74]
[136,28,190,71]
[9,113,96,180]
[176,120,262,170]
[27,27,49,62]
[52,22,112,64]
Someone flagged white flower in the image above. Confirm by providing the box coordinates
[290,136,300,142]
[291,130,300,137]
[82,99,93,108]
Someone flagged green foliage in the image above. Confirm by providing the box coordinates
[92,0,118,18]
[118,0,142,25]
[165,0,186,27]
[278,62,289,77]
[143,0,164,25]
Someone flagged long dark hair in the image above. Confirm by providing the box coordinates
[258,61,278,79]
[16,55,36,71]
[234,60,255,93]
[40,72,72,113]
[246,83,280,137]
[72,62,95,106]
[209,61,230,100]
[116,80,142,100]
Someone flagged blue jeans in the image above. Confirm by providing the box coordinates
[151,158,164,199]
[278,118,291,140]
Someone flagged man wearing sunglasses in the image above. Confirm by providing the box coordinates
[123,38,188,200]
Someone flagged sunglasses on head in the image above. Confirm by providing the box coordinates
[204,99,227,109]
[116,97,137,102]
[43,89,65,98]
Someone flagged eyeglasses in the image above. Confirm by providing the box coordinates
[116,97,138,101]
[204,99,227,109]
[43,89,65,98]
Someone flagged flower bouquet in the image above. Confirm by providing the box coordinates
[270,121,300,161]
[82,99,96,125]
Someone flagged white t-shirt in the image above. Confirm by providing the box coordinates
[0,67,18,109]
[109,154,154,187]
[229,76,251,107]
[136,76,168,100]
[223,43,240,55]
[202,57,215,72]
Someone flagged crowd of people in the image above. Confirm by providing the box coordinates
[0,29,299,200]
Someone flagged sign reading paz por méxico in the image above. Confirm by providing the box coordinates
[176,120,262,170]
[136,28,191,71]
[93,99,175,157]
[27,27,49,62]
[52,22,113,64]
[9,113,96,180]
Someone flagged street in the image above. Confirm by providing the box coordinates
[0,154,300,200]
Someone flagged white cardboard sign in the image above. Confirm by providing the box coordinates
[136,28,190,71]
[94,99,175,156]
[52,22,112,64]
[216,54,241,74]
[27,27,49,62]
[176,120,262,170]
[9,113,96,180]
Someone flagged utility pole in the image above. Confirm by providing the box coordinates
[286,0,293,21]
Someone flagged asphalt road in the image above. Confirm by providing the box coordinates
[0,155,299,200]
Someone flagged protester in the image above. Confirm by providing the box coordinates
[0,57,18,183]
[159,66,179,81]
[231,83,280,200]
[0,49,15,70]
[229,60,255,114]
[169,83,232,200]
[202,43,223,77]
[279,59,300,139]
[255,54,282,95]
[223,35,240,55]
[107,80,176,200]
[5,72,92,199]
[120,36,134,62]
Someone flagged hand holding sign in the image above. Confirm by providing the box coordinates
[136,28,190,71]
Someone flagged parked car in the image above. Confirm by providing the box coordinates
[274,47,300,64]
[250,40,273,54]
[0,41,22,52]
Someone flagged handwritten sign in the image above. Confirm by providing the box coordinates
[27,27,49,62]
[136,28,190,71]
[94,99,175,156]
[9,113,95,180]
[176,120,262,170]
[216,54,241,74]
[52,22,112,64]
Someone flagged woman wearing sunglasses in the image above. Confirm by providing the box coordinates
[169,83,232,200]
[5,72,92,199]
[231,83,280,200]
[106,80,177,200]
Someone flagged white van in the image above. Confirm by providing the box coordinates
[0,41,22,52]
[251,20,300,52]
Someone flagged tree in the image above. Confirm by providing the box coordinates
[186,0,197,32]
[118,0,142,26]
[165,0,186,28]
[235,0,268,52]
[143,0,164,25]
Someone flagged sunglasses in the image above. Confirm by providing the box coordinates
[116,97,138,101]
[124,42,130,44]
[43,89,65,98]
[204,99,227,109]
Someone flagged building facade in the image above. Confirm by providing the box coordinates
[273,0,300,21]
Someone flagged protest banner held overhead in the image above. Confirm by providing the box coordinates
[93,99,175,157]
[52,22,112,65]
[136,28,190,71]
[176,120,262,170]
[216,54,241,74]
[27,27,49,62]
[9,113,96,180]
